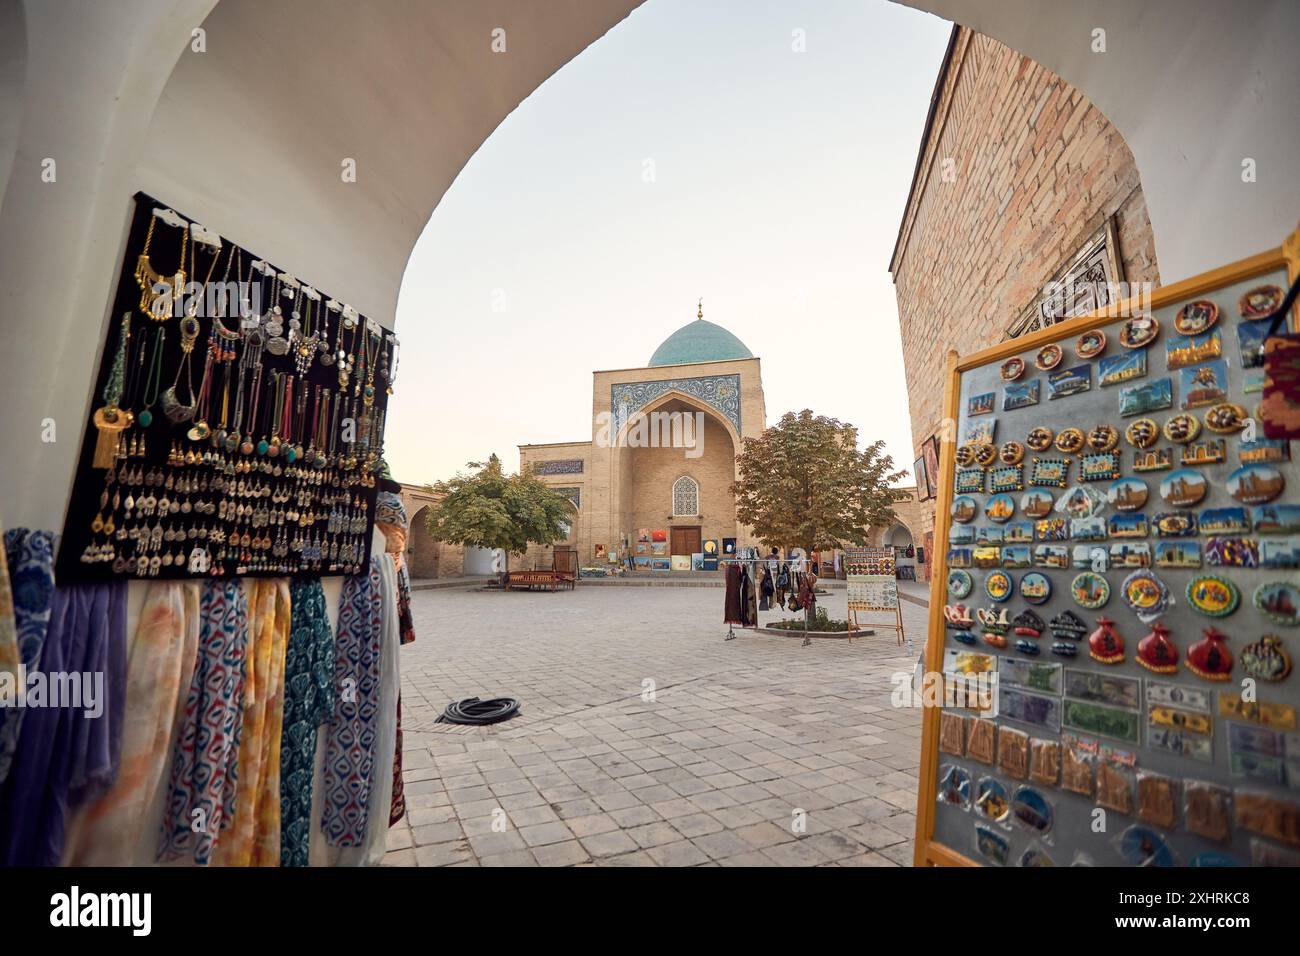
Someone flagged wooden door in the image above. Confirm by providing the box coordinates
[670,526,702,556]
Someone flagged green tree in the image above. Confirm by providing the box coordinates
[732,410,908,619]
[425,454,575,582]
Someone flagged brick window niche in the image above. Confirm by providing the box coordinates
[671,476,699,517]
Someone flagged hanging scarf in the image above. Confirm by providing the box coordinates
[0,529,56,785]
[0,579,127,866]
[280,578,335,867]
[0,526,18,691]
[64,580,200,865]
[158,579,248,865]
[375,492,416,645]
[214,578,290,866]
[391,694,406,827]
[321,562,382,847]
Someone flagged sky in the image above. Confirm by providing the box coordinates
[386,0,953,486]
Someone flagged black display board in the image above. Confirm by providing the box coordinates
[57,192,394,582]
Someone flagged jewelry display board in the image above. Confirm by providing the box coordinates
[915,228,1300,867]
[57,193,398,582]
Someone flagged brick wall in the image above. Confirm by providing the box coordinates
[890,28,1160,547]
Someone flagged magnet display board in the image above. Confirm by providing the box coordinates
[914,228,1300,868]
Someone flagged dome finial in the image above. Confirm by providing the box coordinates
[697,297,703,320]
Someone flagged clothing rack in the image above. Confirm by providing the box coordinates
[721,556,814,643]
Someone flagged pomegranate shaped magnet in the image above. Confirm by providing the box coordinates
[1088,616,1125,665]
[1136,623,1179,674]
[1186,626,1234,681]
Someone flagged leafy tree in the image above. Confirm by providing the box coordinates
[732,410,908,617]
[425,454,575,580]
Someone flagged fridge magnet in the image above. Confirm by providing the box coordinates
[1119,377,1173,417]
[1204,401,1248,434]
[1239,436,1291,464]
[1034,519,1068,542]
[1029,457,1070,488]
[1080,451,1122,481]
[1070,516,1107,541]
[1136,622,1179,674]
[998,440,1025,465]
[1180,437,1225,466]
[985,570,1014,602]
[984,493,1015,522]
[1239,284,1283,320]
[1029,738,1061,785]
[968,391,996,416]
[1032,544,1069,567]
[990,465,1023,493]
[955,469,985,494]
[1118,315,1159,349]
[1186,575,1240,617]
[1107,513,1148,538]
[949,524,976,545]
[1205,536,1258,568]
[978,607,1010,647]
[1061,736,1095,796]
[1099,349,1147,386]
[1184,780,1231,843]
[1109,540,1151,568]
[966,717,996,764]
[1108,476,1147,511]
[1152,511,1196,536]
[1020,488,1054,518]
[964,418,997,445]
[1088,616,1126,664]
[1010,609,1045,640]
[1239,635,1291,682]
[974,824,1010,866]
[951,495,977,523]
[946,568,973,599]
[1136,771,1178,828]
[998,726,1030,780]
[1072,544,1106,568]
[1053,427,1085,453]
[1000,356,1026,381]
[1011,786,1053,834]
[948,548,973,572]
[1122,570,1169,623]
[1018,845,1056,867]
[1001,380,1039,410]
[973,545,1001,568]
[1162,412,1200,444]
[939,712,967,756]
[1253,502,1299,533]
[1004,521,1034,543]
[1260,536,1300,568]
[1035,343,1063,371]
[1179,360,1229,408]
[1118,826,1176,867]
[1227,463,1284,504]
[1133,446,1172,472]
[974,442,998,467]
[1159,468,1207,507]
[1071,572,1110,609]
[1019,571,1052,605]
[944,604,974,629]
[1075,329,1106,359]
[1200,506,1251,535]
[1254,581,1300,627]
[1155,540,1202,569]
[955,444,976,467]
[1124,417,1158,448]
[1233,791,1300,847]
[1244,370,1267,397]
[1174,299,1219,335]
[1057,483,1106,517]
[1025,426,1054,451]
[1237,316,1272,368]
[1049,609,1087,641]
[1166,329,1222,370]
[1048,364,1091,399]
[937,763,971,807]
[1086,423,1119,452]
[949,628,978,646]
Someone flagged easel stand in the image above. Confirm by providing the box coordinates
[849,604,906,648]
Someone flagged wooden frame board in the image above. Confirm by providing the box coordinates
[913,226,1300,867]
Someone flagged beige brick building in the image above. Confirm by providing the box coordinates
[890,25,1162,567]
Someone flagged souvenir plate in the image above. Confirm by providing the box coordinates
[1054,427,1085,453]
[1204,402,1247,434]
[1000,356,1026,381]
[1186,575,1240,617]
[1122,569,1169,623]
[1254,582,1300,627]
[1075,329,1106,359]
[1071,571,1110,609]
[1239,284,1283,320]
[1119,377,1173,417]
[1159,468,1207,507]
[946,568,973,599]
[1098,349,1146,386]
[1035,344,1063,371]
[1226,463,1284,505]
[1108,476,1147,512]
[1118,315,1159,349]
[985,570,1014,602]
[1124,417,1159,448]
[984,493,1015,523]
[1020,571,1052,605]
[1174,299,1219,335]
[1025,426,1053,452]
[951,495,977,523]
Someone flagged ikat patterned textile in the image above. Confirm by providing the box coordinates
[0,528,56,786]
[158,579,249,865]
[279,578,335,867]
[0,526,18,690]
[321,561,383,846]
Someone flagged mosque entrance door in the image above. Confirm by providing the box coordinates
[670,526,701,559]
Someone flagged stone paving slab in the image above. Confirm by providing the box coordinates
[385,583,926,866]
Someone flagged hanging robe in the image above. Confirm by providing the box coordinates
[0,529,57,786]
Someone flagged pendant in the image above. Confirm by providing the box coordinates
[160,386,196,424]
[91,406,130,468]
[187,419,210,441]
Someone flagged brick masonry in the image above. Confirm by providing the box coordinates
[890,27,1161,547]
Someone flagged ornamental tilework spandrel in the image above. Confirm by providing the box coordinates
[533,460,584,476]
[611,374,742,437]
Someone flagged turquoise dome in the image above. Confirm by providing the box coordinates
[648,319,752,367]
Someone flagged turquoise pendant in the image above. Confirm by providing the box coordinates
[285,447,297,464]
[138,409,153,428]
[257,439,269,456]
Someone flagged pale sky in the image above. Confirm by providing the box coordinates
[387,0,952,486]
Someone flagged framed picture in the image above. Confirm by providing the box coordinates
[913,455,930,501]
[923,435,941,499]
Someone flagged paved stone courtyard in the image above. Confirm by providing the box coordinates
[384,583,929,866]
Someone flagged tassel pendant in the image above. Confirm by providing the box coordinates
[91,406,130,468]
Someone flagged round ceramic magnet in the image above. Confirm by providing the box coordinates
[1108,476,1148,512]
[985,570,1014,602]
[1035,343,1063,371]
[1240,284,1284,319]
[947,568,973,599]
[1026,426,1053,452]
[1227,463,1284,505]
[951,496,977,523]
[1240,634,1292,682]
[955,445,977,467]
[1012,787,1053,834]
[1122,569,1169,624]
[1071,572,1110,609]
[1054,427,1085,453]
[975,777,1010,822]
[1021,488,1054,518]
[1186,575,1240,617]
[1000,357,1026,381]
[1124,417,1159,449]
[1204,402,1247,434]
[985,493,1015,523]
[1020,571,1052,605]
[1159,468,1207,507]
[938,764,971,808]
[1254,582,1300,627]
[999,441,1025,465]
[1137,623,1179,674]
[1119,826,1176,867]
[974,443,999,467]
[1075,329,1106,359]
[1162,413,1201,444]
[1186,626,1233,680]
[1174,299,1219,335]
[1087,424,1119,452]
[1088,616,1125,664]
[1118,315,1159,349]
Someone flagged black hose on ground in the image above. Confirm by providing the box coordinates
[436,696,521,726]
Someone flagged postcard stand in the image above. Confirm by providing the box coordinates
[914,226,1300,867]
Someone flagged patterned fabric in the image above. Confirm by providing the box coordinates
[214,579,290,866]
[65,581,201,865]
[158,580,249,864]
[280,578,335,867]
[321,562,382,846]
[0,529,56,785]
[0,580,127,866]
[0,526,18,689]
[374,492,416,645]
[374,491,406,532]
[390,694,406,827]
